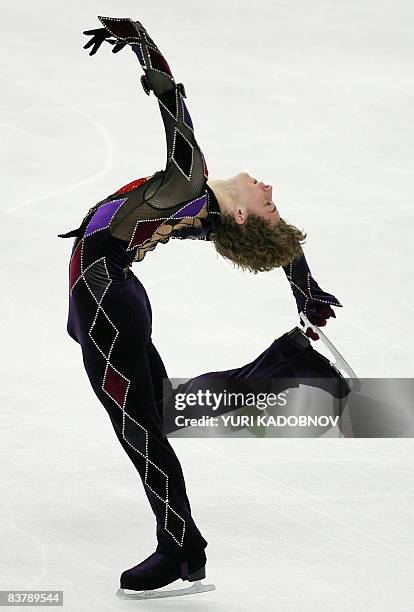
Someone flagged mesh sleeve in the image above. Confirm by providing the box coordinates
[97,15,208,201]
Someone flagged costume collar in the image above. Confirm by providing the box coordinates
[205,183,222,232]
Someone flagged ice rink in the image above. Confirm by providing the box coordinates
[1,1,413,609]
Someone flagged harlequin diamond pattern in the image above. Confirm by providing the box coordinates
[122,412,148,459]
[172,194,207,219]
[159,88,178,120]
[142,31,156,47]
[85,198,127,237]
[171,128,194,180]
[83,271,187,546]
[102,362,130,409]
[67,180,212,550]
[128,218,165,251]
[147,45,173,77]
[145,460,168,501]
[89,308,118,359]
[83,258,111,305]
[165,505,186,545]
[98,16,138,39]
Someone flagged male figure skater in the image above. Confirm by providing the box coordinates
[58,15,342,598]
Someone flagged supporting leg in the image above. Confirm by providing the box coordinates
[80,338,208,560]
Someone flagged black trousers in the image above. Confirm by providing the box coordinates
[69,267,208,561]
[66,227,345,563]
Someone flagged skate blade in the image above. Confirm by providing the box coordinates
[299,313,361,392]
[116,579,216,600]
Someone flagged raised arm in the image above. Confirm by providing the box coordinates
[97,16,177,96]
[84,17,208,203]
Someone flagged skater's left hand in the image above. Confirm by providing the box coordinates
[283,253,342,342]
[297,281,341,341]
[299,303,337,341]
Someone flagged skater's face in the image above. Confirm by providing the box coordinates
[233,172,280,227]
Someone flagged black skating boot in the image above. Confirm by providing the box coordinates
[117,550,215,599]
[281,327,351,399]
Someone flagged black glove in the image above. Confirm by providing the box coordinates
[82,16,158,56]
[83,27,111,55]
[82,27,127,55]
[283,252,342,341]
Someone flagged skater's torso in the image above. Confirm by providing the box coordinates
[64,177,221,289]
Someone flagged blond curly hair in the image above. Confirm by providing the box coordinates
[210,214,306,273]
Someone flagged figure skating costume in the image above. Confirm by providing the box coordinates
[58,15,346,598]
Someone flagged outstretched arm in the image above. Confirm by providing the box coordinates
[283,249,343,340]
[83,17,208,197]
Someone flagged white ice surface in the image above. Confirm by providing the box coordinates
[1,1,414,610]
